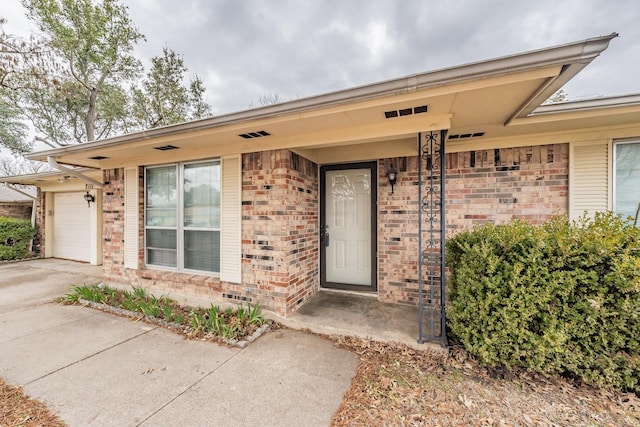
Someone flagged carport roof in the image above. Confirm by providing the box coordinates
[0,185,36,202]
[23,33,624,169]
[0,167,102,189]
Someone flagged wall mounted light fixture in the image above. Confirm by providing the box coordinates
[83,191,95,207]
[386,163,398,193]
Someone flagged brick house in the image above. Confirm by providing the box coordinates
[0,186,36,221]
[3,34,640,323]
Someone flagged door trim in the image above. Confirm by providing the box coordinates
[320,161,377,292]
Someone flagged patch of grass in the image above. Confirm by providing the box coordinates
[162,304,175,321]
[184,302,261,341]
[248,303,264,326]
[121,297,138,313]
[64,284,102,303]
[189,310,208,336]
[63,284,266,342]
[132,286,146,300]
[138,297,162,318]
[0,377,65,427]
[172,312,184,325]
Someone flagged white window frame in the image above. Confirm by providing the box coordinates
[612,139,640,219]
[144,159,222,275]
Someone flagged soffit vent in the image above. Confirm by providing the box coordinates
[154,145,180,151]
[448,132,485,140]
[384,105,428,119]
[239,130,271,139]
[88,155,109,160]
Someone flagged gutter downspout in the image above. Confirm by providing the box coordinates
[4,183,38,253]
[4,183,37,204]
[47,156,103,188]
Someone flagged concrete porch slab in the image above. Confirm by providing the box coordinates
[277,290,445,352]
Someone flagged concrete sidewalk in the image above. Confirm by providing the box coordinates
[0,260,358,426]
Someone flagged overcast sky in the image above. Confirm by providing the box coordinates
[2,0,639,116]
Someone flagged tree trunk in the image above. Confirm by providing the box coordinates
[85,87,97,143]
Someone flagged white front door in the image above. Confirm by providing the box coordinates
[321,162,376,290]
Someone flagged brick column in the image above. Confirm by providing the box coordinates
[242,150,319,316]
[102,168,125,280]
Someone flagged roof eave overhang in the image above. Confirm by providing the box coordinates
[0,167,100,186]
[25,33,618,163]
[504,33,619,124]
[507,93,640,126]
[532,93,640,115]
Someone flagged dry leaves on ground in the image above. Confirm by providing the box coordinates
[0,378,65,427]
[330,336,640,427]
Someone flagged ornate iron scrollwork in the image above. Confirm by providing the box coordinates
[418,130,448,347]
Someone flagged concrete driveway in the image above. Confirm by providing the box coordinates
[0,259,358,426]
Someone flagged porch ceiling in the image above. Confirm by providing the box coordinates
[27,67,564,169]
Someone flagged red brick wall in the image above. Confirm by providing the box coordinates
[101,166,224,303]
[102,168,125,278]
[0,203,32,220]
[378,143,569,305]
[102,150,319,317]
[101,143,566,311]
[242,150,319,315]
[102,165,230,305]
[447,144,569,230]
[377,156,421,305]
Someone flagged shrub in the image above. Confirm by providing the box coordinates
[446,212,640,393]
[0,217,36,260]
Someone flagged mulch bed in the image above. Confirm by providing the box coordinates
[0,378,65,427]
[330,336,640,426]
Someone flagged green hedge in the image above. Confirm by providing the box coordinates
[446,213,640,393]
[0,217,35,260]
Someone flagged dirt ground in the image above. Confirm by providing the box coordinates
[330,336,640,427]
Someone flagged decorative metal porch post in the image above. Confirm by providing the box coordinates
[417,130,448,347]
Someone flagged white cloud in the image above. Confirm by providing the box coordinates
[2,0,639,113]
[355,20,394,62]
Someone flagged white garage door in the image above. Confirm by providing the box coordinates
[53,192,91,262]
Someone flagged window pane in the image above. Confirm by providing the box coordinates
[184,230,220,272]
[184,162,220,228]
[146,166,177,227]
[146,229,177,267]
[615,143,640,219]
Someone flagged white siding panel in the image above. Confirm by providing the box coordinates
[124,167,139,269]
[53,192,91,262]
[570,142,610,220]
[220,155,242,283]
